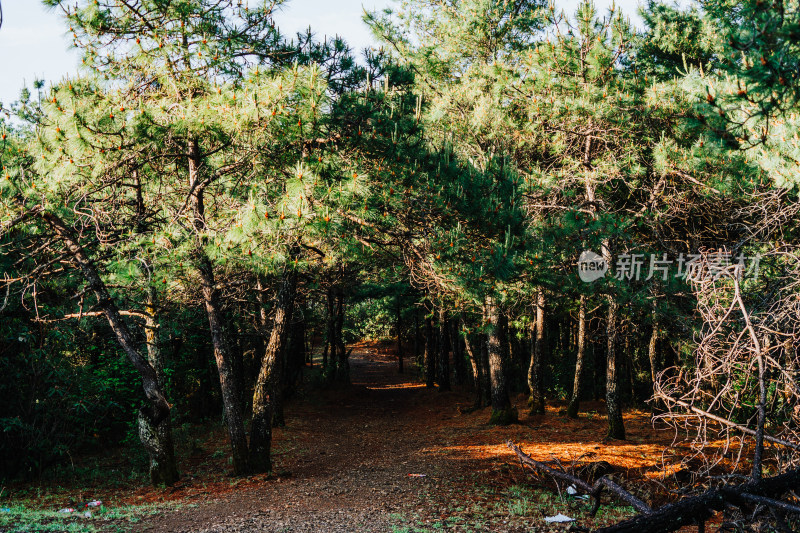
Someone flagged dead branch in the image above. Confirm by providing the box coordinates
[656,396,800,450]
[508,439,800,532]
[594,466,800,533]
[506,441,652,514]
[35,309,154,323]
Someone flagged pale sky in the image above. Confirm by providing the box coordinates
[0,0,644,108]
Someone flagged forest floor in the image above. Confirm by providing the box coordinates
[2,342,703,532]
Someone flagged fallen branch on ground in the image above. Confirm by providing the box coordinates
[507,441,651,514]
[507,441,800,533]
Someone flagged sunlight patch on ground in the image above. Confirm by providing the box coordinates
[362,382,427,390]
[427,441,672,471]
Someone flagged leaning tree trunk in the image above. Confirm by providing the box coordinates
[485,296,516,425]
[250,269,296,473]
[606,297,626,440]
[189,140,249,474]
[527,290,546,415]
[437,307,451,391]
[41,212,179,485]
[567,295,587,419]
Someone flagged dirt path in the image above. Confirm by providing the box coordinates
[130,345,676,533]
[139,347,467,532]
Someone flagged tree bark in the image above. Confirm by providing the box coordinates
[285,313,306,395]
[649,306,659,384]
[250,269,296,473]
[324,286,335,376]
[606,297,626,440]
[582,133,624,436]
[334,289,349,383]
[567,295,587,419]
[451,318,467,386]
[528,291,546,415]
[462,315,484,407]
[485,297,516,425]
[424,310,436,388]
[137,287,180,486]
[189,139,249,474]
[396,295,404,374]
[413,307,421,368]
[479,329,492,407]
[197,254,250,473]
[40,212,178,485]
[437,307,451,391]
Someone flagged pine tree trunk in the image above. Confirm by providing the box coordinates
[396,296,404,374]
[137,287,179,486]
[649,309,659,384]
[437,308,451,391]
[528,291,546,415]
[605,297,626,440]
[250,269,296,473]
[479,330,492,407]
[271,354,286,427]
[40,212,179,485]
[462,315,484,406]
[451,318,467,386]
[424,311,436,388]
[324,287,335,377]
[784,338,798,425]
[561,316,570,357]
[188,139,250,474]
[334,289,349,383]
[485,297,516,425]
[232,327,245,409]
[625,332,636,405]
[567,295,587,419]
[286,314,306,394]
[197,255,251,473]
[414,308,421,368]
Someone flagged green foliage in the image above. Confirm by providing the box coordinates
[0,0,797,503]
[636,1,721,80]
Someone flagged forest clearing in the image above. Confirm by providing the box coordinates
[2,0,800,531]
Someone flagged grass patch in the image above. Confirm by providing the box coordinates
[0,501,196,533]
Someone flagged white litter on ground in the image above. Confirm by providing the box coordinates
[544,513,575,523]
[566,485,578,495]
